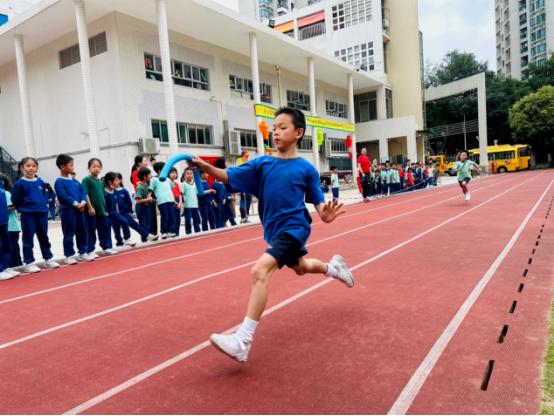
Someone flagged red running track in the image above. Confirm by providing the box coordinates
[0,171,552,414]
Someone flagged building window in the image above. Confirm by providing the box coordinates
[335,41,374,71]
[325,100,348,118]
[354,91,377,123]
[59,32,107,69]
[239,130,257,148]
[298,21,326,40]
[144,53,209,90]
[229,75,272,103]
[152,120,212,145]
[385,88,393,119]
[152,119,169,143]
[330,138,347,152]
[332,0,372,31]
[287,90,310,111]
[298,135,314,151]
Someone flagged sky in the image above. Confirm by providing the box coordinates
[419,0,497,72]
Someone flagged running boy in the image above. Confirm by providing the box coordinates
[54,154,92,265]
[452,150,481,201]
[192,107,354,363]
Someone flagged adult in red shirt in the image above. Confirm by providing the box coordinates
[357,148,371,201]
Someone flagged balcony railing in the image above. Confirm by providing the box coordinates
[298,22,326,40]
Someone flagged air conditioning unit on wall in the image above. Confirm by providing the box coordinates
[228,131,242,156]
[139,138,160,154]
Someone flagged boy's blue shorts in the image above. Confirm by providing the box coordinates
[266,233,308,269]
[458,177,471,186]
[332,188,339,199]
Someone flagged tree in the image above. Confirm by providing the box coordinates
[425,50,488,88]
[527,55,554,91]
[509,85,554,163]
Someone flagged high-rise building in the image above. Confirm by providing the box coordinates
[495,0,553,80]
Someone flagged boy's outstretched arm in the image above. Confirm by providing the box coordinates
[316,200,346,223]
[191,157,228,184]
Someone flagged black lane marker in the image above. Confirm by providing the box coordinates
[509,300,518,314]
[532,249,536,254]
[523,269,528,277]
[481,360,495,391]
[497,325,509,343]
[518,283,525,293]
[528,258,533,265]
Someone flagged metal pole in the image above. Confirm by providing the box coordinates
[348,73,357,181]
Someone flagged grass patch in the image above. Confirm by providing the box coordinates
[541,299,554,414]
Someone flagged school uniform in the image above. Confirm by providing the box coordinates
[107,188,150,243]
[181,181,201,234]
[198,180,216,231]
[134,182,153,242]
[5,191,22,268]
[11,177,54,264]
[149,176,175,235]
[82,175,112,253]
[0,184,11,272]
[212,181,236,228]
[171,181,182,236]
[54,176,88,257]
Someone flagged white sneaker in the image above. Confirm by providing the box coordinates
[465,193,471,201]
[0,270,15,281]
[124,239,136,247]
[146,234,159,241]
[167,233,177,238]
[103,248,118,255]
[24,264,41,274]
[44,259,60,269]
[328,255,355,288]
[87,252,99,260]
[65,256,78,265]
[161,233,168,240]
[6,269,21,277]
[78,253,95,262]
[209,333,251,363]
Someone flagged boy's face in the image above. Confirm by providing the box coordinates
[61,160,75,175]
[143,173,152,183]
[272,114,303,152]
[460,152,468,161]
[332,168,338,173]
[201,172,208,181]
[185,170,194,182]
[89,161,102,177]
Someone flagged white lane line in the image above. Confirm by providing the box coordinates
[62,174,538,415]
[0,175,508,306]
[387,177,554,415]
[0,176,514,351]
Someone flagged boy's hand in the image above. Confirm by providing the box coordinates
[191,157,210,172]
[77,203,85,212]
[88,207,96,216]
[318,200,345,223]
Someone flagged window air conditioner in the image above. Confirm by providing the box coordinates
[139,138,160,154]
[228,131,242,156]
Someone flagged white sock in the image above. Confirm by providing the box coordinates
[236,317,258,343]
[325,263,338,277]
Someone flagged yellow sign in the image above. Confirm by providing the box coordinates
[254,104,355,133]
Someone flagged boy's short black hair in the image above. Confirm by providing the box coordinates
[330,166,337,170]
[275,107,306,144]
[137,167,152,181]
[56,154,73,169]
[458,149,470,160]
[152,161,165,174]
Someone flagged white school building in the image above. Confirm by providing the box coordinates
[0,0,425,184]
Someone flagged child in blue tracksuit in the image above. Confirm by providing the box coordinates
[104,172,156,245]
[0,176,19,280]
[198,172,216,231]
[11,157,60,273]
[54,154,91,265]
[45,183,57,222]
[0,174,23,270]
[212,179,237,228]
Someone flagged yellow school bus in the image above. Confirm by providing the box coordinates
[426,155,448,174]
[469,144,532,173]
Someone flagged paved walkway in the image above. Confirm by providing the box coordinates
[31,176,460,263]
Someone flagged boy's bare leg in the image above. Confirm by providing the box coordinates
[292,257,327,275]
[246,253,279,321]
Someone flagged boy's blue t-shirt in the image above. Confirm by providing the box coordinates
[115,187,133,214]
[0,183,8,226]
[227,156,324,246]
[198,180,213,205]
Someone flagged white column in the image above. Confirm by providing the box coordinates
[347,73,357,179]
[407,130,417,162]
[74,0,99,156]
[156,0,179,155]
[249,32,265,157]
[379,137,389,162]
[477,74,489,173]
[377,85,387,119]
[13,35,35,157]
[308,57,320,171]
[293,18,299,39]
